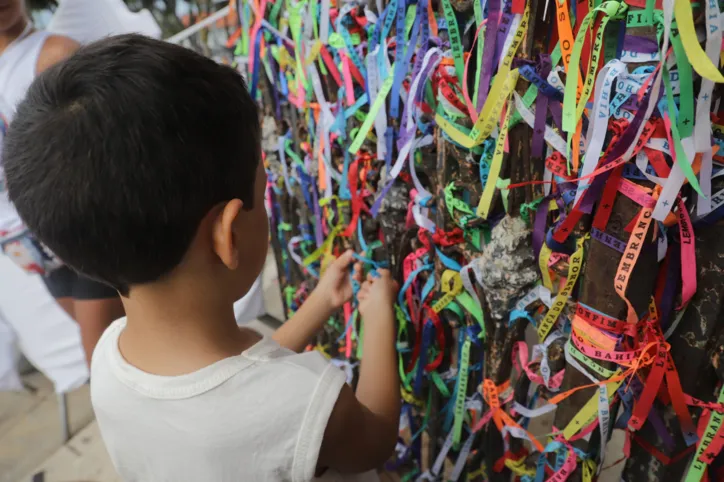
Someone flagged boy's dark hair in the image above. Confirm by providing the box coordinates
[3,34,260,295]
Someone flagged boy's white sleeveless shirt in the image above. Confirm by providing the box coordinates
[91,318,379,482]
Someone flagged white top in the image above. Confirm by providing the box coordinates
[47,0,161,44]
[0,30,51,234]
[91,318,379,482]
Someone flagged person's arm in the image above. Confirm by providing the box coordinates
[36,35,80,74]
[272,289,335,353]
[273,250,361,352]
[317,270,401,472]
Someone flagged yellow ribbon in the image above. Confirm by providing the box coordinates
[538,242,554,291]
[583,459,597,482]
[505,457,536,477]
[432,270,464,313]
[562,374,623,440]
[434,4,529,147]
[303,40,323,68]
[400,387,425,407]
[476,94,515,219]
[537,236,586,341]
[302,224,344,266]
[674,0,724,83]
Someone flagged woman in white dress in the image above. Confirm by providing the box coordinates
[0,0,121,390]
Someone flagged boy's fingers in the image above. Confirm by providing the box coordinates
[353,262,363,281]
[367,272,376,282]
[334,250,355,269]
[377,269,391,279]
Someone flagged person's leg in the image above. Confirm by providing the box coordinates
[72,274,124,365]
[42,266,76,319]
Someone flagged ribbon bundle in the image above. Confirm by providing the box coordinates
[231,0,724,477]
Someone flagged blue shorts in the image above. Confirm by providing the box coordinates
[43,266,118,300]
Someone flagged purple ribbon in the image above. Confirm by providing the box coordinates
[578,76,662,215]
[493,1,514,69]
[591,227,626,253]
[371,51,442,218]
[399,50,442,151]
[647,406,677,453]
[266,48,282,120]
[371,179,397,217]
[531,55,553,158]
[548,100,564,133]
[622,35,659,54]
[476,0,500,111]
[398,0,425,141]
[311,181,324,247]
[621,96,641,112]
[533,196,550,260]
[659,241,679,333]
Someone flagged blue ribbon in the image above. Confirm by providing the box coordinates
[249,27,264,99]
[414,320,433,395]
[519,64,563,100]
[509,309,535,327]
[389,0,408,119]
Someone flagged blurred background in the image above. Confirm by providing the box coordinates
[29,0,236,58]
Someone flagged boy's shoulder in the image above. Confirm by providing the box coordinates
[89,323,351,482]
[91,319,345,403]
[90,316,126,369]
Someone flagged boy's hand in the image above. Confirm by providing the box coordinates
[313,250,362,313]
[319,267,401,473]
[357,269,398,320]
[273,250,361,353]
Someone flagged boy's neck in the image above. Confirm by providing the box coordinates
[0,17,30,54]
[119,284,258,376]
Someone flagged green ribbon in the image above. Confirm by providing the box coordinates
[663,65,704,196]
[669,21,695,138]
[440,0,465,85]
[452,337,471,449]
[684,385,724,481]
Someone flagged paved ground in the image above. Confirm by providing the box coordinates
[0,372,93,482]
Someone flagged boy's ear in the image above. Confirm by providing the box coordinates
[212,199,244,270]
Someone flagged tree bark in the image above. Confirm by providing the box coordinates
[622,217,724,481]
[550,191,659,481]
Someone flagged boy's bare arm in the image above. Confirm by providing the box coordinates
[273,251,361,352]
[37,35,80,73]
[272,291,334,352]
[317,271,400,472]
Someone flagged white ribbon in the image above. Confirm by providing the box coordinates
[366,46,387,161]
[695,0,722,216]
[319,0,331,43]
[512,400,558,419]
[576,60,626,205]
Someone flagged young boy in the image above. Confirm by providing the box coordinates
[3,34,400,481]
